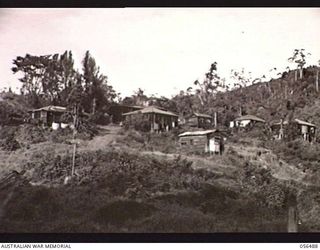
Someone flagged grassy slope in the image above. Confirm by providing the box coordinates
[0,126,299,232]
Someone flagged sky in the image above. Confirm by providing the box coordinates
[0,8,319,98]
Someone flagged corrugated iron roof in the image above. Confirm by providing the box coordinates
[178,129,218,137]
[294,119,316,127]
[193,112,212,119]
[123,106,178,117]
[30,105,67,113]
[234,115,265,123]
[110,104,144,109]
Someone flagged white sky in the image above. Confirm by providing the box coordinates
[0,8,319,98]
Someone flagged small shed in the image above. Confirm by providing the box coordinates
[230,115,266,128]
[28,105,67,127]
[185,112,213,128]
[123,106,178,132]
[178,129,225,154]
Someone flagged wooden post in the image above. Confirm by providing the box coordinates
[151,113,155,133]
[288,205,298,232]
[71,105,77,176]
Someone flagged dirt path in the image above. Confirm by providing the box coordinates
[78,125,122,152]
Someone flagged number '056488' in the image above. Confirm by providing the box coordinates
[300,244,318,248]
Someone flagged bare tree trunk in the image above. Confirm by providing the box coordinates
[71,105,77,176]
[239,106,242,116]
[316,70,319,92]
[285,84,288,99]
[214,112,218,127]
[198,94,204,107]
[92,97,96,114]
[294,69,298,82]
[299,67,303,79]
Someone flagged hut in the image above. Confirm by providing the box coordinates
[123,106,178,132]
[28,105,67,127]
[272,119,316,142]
[185,112,213,128]
[230,115,266,128]
[107,104,143,124]
[178,129,225,154]
[295,119,316,141]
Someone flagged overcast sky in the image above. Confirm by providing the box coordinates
[0,8,319,97]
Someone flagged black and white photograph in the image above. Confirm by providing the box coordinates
[0,7,319,235]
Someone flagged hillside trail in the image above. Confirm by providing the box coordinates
[78,125,122,152]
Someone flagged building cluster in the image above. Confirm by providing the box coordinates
[28,103,318,154]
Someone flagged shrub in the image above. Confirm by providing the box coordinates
[87,111,110,125]
[94,200,156,226]
[123,114,151,132]
[0,133,20,151]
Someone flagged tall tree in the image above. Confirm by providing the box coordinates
[193,62,222,108]
[82,51,116,114]
[12,54,50,107]
[288,49,311,81]
[12,51,77,107]
[230,68,252,91]
[230,68,252,115]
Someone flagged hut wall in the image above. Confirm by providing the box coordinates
[179,135,208,152]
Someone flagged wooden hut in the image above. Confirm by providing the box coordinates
[230,114,266,128]
[123,106,178,132]
[28,105,67,127]
[185,112,213,128]
[271,119,316,142]
[178,129,225,154]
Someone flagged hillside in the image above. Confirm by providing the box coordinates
[1,124,320,232]
[208,66,320,127]
[0,66,320,232]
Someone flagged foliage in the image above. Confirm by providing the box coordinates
[82,50,117,114]
[0,131,20,151]
[12,52,77,107]
[123,114,151,132]
[288,49,311,79]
